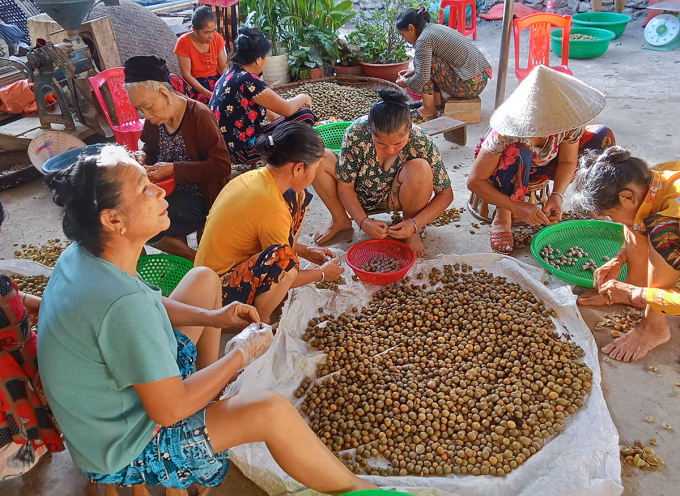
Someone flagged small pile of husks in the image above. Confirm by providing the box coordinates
[429,207,464,227]
[12,239,69,267]
[279,82,380,122]
[300,264,592,477]
[620,439,664,470]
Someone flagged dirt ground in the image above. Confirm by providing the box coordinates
[1,19,679,496]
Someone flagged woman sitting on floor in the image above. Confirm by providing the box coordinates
[209,26,316,165]
[125,55,231,262]
[572,147,680,362]
[37,145,376,494]
[196,122,343,323]
[0,199,63,479]
[170,6,227,105]
[313,89,453,258]
[467,66,615,255]
[395,7,492,121]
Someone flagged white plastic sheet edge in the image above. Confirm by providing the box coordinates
[223,253,623,496]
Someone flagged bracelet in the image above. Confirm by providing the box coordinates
[21,293,27,306]
[359,216,369,230]
[409,218,418,232]
[320,269,325,282]
[551,192,565,202]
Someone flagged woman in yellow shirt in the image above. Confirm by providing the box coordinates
[196,122,343,322]
[571,146,680,362]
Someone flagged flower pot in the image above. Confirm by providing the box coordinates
[263,53,291,86]
[301,67,325,80]
[360,59,410,83]
[335,65,364,77]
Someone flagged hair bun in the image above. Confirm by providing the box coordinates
[603,146,630,164]
[377,88,408,106]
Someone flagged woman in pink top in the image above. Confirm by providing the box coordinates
[171,6,228,104]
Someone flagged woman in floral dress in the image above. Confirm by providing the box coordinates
[209,26,316,164]
[571,148,680,362]
[467,66,614,254]
[313,89,453,258]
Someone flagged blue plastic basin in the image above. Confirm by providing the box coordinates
[41,143,106,174]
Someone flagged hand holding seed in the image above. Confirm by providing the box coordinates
[388,220,417,239]
[321,259,344,281]
[363,218,389,239]
[593,256,623,289]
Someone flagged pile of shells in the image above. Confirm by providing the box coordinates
[595,308,643,336]
[12,239,69,267]
[360,256,402,274]
[620,440,664,470]
[11,274,50,297]
[300,264,592,477]
[580,259,597,272]
[429,207,464,227]
[280,83,380,122]
[570,34,598,41]
[316,276,347,292]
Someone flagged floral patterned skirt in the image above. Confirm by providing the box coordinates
[220,189,312,305]
[421,56,488,98]
[169,73,220,105]
[479,125,615,201]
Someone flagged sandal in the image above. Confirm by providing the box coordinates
[409,100,422,109]
[490,229,514,255]
[410,108,436,122]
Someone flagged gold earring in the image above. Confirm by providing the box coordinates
[120,229,125,237]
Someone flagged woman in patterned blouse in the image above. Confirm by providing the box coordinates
[395,8,492,120]
[313,89,453,258]
[209,27,317,164]
[467,66,613,255]
[571,148,680,362]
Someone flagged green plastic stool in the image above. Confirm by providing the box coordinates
[137,254,194,296]
[315,121,352,153]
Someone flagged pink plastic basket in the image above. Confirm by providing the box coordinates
[346,239,416,285]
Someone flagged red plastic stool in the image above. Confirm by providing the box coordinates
[438,0,478,40]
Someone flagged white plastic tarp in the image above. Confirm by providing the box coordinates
[223,253,623,496]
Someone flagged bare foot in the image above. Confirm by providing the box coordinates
[314,218,352,245]
[418,107,437,119]
[601,317,671,362]
[577,290,610,306]
[490,210,513,254]
[405,232,427,258]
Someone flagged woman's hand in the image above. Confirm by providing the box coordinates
[208,302,260,329]
[22,293,40,326]
[131,150,146,166]
[363,218,389,239]
[398,69,415,78]
[598,280,636,305]
[202,89,213,100]
[542,194,564,225]
[225,322,273,370]
[145,162,174,182]
[593,255,625,288]
[396,76,407,88]
[388,219,417,239]
[511,202,550,226]
[294,93,312,109]
[304,247,336,266]
[321,260,344,281]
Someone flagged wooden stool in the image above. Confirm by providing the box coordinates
[467,179,552,225]
[418,116,467,145]
[443,96,481,124]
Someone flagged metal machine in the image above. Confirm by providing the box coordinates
[26,0,119,131]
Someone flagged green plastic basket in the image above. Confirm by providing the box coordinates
[530,220,627,288]
[137,254,193,296]
[571,12,631,39]
[551,27,615,59]
[315,121,352,153]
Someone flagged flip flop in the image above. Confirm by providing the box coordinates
[409,100,422,109]
[490,230,514,255]
[410,108,436,122]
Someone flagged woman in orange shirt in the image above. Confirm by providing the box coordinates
[171,6,228,104]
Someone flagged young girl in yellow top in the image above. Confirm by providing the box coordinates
[572,146,680,362]
[195,122,343,323]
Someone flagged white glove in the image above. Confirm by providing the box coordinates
[225,323,273,370]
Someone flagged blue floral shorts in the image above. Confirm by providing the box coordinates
[84,331,229,489]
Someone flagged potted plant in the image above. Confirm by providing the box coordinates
[335,39,363,77]
[351,0,418,82]
[240,0,291,85]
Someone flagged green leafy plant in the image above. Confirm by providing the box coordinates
[240,0,284,56]
[286,26,329,79]
[281,0,356,33]
[351,0,420,64]
[337,39,362,67]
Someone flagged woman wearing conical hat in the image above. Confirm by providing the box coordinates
[467,66,615,254]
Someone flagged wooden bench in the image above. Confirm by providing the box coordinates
[443,96,482,124]
[419,116,467,146]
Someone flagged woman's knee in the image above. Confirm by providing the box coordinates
[401,159,433,184]
[179,266,222,304]
[319,149,340,178]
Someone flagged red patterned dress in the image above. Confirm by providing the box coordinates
[0,275,63,478]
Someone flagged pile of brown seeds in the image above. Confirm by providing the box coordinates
[620,440,664,470]
[512,211,590,248]
[12,239,69,267]
[429,207,464,227]
[316,276,347,292]
[11,274,50,297]
[300,264,592,477]
[360,257,402,274]
[279,82,380,122]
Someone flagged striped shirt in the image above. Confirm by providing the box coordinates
[406,23,492,94]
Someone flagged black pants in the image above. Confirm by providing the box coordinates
[149,189,207,244]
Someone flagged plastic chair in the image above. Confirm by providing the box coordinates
[89,68,145,151]
[439,0,478,40]
[513,13,572,83]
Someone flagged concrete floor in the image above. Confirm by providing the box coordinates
[1,18,679,496]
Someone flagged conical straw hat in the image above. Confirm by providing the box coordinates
[490,66,606,138]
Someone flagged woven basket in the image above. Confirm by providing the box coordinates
[271,75,405,95]
[28,131,87,173]
[137,254,193,296]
